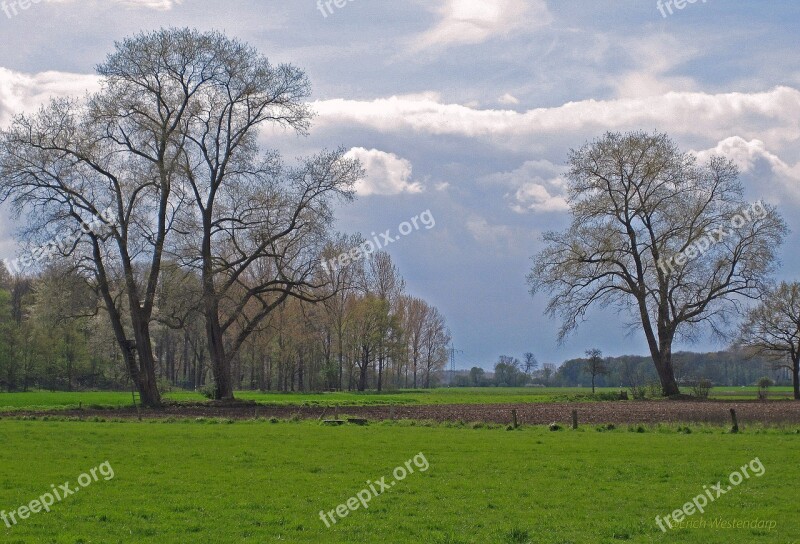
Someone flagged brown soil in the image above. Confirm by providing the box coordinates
[5,400,800,426]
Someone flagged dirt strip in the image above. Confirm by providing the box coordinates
[4,400,800,425]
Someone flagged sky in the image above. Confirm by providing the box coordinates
[1,0,799,369]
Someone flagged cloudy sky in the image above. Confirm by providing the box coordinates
[1,0,799,368]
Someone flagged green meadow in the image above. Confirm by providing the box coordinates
[0,418,797,543]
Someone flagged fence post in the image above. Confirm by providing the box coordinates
[572,409,578,430]
[729,408,739,433]
[512,409,518,429]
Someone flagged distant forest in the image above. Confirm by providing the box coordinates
[450,350,789,389]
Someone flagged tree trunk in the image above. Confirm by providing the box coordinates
[653,353,680,396]
[206,307,234,400]
[377,353,383,392]
[358,345,370,392]
[132,314,162,407]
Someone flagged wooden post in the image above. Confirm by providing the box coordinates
[572,410,578,430]
[729,408,739,433]
[512,409,518,429]
[389,405,395,420]
[335,405,339,420]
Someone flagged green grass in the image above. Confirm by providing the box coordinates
[0,386,794,412]
[0,419,797,543]
[0,388,620,411]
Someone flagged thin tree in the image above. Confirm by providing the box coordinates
[583,348,609,394]
[529,131,786,396]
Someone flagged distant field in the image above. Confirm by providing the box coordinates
[0,419,796,543]
[0,386,794,411]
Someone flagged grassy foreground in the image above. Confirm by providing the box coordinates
[0,386,794,411]
[0,419,797,543]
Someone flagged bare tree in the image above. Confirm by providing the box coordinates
[167,29,361,400]
[421,307,450,388]
[529,131,786,396]
[0,28,203,405]
[523,352,539,375]
[738,282,800,400]
[401,296,428,389]
[361,251,405,391]
[583,348,608,394]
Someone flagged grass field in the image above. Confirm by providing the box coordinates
[0,386,794,412]
[0,419,797,543]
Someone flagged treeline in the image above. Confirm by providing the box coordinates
[0,250,450,394]
[553,350,787,388]
[450,350,788,389]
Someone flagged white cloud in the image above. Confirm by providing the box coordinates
[0,67,100,126]
[344,147,424,196]
[613,34,699,99]
[411,0,551,52]
[465,216,512,245]
[498,93,520,105]
[695,136,800,198]
[46,0,182,9]
[313,86,800,151]
[485,160,569,213]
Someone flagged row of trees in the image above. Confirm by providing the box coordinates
[0,250,450,395]
[555,349,789,390]
[450,348,787,391]
[0,28,450,404]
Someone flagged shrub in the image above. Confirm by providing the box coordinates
[157,377,173,394]
[629,384,647,400]
[199,382,216,399]
[646,382,662,398]
[690,378,712,400]
[757,377,774,400]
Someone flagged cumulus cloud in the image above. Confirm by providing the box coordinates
[695,136,800,198]
[344,147,424,196]
[498,93,520,105]
[411,0,552,52]
[484,160,569,213]
[0,67,100,126]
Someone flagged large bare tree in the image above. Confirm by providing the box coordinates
[738,282,800,400]
[167,29,360,400]
[0,27,206,405]
[528,131,786,396]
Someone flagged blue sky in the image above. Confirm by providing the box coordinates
[1,0,799,369]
